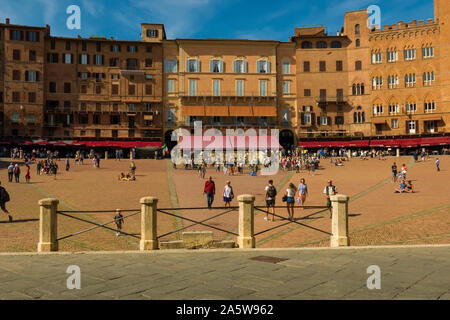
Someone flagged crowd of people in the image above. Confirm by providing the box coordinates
[202,174,339,222]
[0,144,446,228]
[198,146,445,223]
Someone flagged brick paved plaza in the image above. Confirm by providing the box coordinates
[0,155,449,252]
[0,245,449,300]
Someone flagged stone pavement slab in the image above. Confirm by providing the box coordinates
[0,245,449,300]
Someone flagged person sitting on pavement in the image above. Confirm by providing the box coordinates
[119,172,128,181]
[405,180,414,193]
[395,180,407,193]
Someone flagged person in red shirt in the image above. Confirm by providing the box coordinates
[204,176,216,209]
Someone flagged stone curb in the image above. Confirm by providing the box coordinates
[1,243,449,257]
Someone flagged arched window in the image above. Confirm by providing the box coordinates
[361,112,365,122]
[355,24,360,35]
[301,41,313,49]
[423,70,435,86]
[331,41,342,48]
[353,84,364,95]
[357,112,361,123]
[316,41,327,49]
[355,39,360,47]
[353,112,357,123]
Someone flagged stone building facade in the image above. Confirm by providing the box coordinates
[0,0,448,149]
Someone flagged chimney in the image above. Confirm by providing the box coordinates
[5,18,10,24]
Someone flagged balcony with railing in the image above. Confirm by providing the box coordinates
[180,91,277,104]
[315,95,348,104]
[45,106,74,113]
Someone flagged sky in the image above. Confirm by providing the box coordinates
[0,0,434,41]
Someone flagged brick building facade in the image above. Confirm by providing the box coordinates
[0,0,449,149]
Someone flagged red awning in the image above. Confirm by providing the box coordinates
[179,136,281,150]
[70,140,162,148]
[298,140,369,148]
[36,141,51,145]
[399,138,421,148]
[369,139,401,147]
[420,137,450,146]
[52,141,69,146]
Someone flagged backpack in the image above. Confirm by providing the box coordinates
[13,167,20,174]
[0,187,10,203]
[267,185,277,198]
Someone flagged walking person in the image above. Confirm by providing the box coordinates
[36,161,42,176]
[25,164,31,183]
[130,160,136,180]
[52,163,58,180]
[13,164,20,183]
[7,163,14,182]
[114,209,124,236]
[401,163,407,180]
[298,178,308,208]
[203,176,216,209]
[0,182,12,222]
[264,180,277,221]
[323,180,337,218]
[436,158,440,172]
[201,164,206,179]
[65,158,70,171]
[223,181,234,208]
[284,183,297,221]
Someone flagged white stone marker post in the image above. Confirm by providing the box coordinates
[237,194,255,248]
[396,148,400,157]
[330,194,350,247]
[38,198,59,252]
[140,197,158,250]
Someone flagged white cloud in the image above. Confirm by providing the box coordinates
[133,0,216,38]
[35,0,59,25]
[81,0,104,17]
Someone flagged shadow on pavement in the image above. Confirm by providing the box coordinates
[0,218,39,224]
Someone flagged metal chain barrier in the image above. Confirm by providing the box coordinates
[253,206,332,236]
[56,210,141,241]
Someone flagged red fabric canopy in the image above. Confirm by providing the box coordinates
[419,137,449,146]
[298,140,369,148]
[369,139,401,147]
[399,138,421,148]
[71,140,162,148]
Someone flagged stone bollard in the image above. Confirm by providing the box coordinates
[105,151,108,160]
[237,194,255,248]
[396,148,400,157]
[330,194,349,247]
[140,197,158,250]
[38,198,59,252]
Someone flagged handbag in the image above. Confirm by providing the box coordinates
[282,195,288,202]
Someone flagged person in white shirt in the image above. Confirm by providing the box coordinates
[284,183,297,221]
[223,181,234,207]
